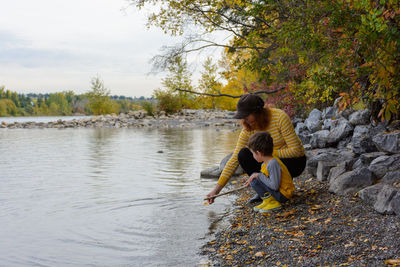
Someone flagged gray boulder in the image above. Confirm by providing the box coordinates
[317,161,338,182]
[322,119,335,131]
[305,109,322,133]
[298,133,312,145]
[352,152,387,170]
[292,117,303,128]
[337,136,352,149]
[349,109,371,126]
[327,162,349,183]
[339,108,356,120]
[359,183,386,205]
[200,166,221,178]
[306,148,354,177]
[351,125,378,154]
[295,122,308,135]
[200,153,244,178]
[310,130,330,149]
[219,153,244,176]
[374,184,399,214]
[373,132,400,154]
[382,170,400,184]
[322,107,337,120]
[369,154,400,179]
[327,119,354,145]
[391,193,400,216]
[329,167,375,195]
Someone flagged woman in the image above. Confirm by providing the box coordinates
[206,94,306,204]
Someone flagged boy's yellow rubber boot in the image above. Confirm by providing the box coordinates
[253,194,272,212]
[259,197,281,213]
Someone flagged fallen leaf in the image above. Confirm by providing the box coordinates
[385,259,400,265]
[311,204,323,210]
[255,251,266,257]
[225,255,233,260]
[344,241,355,248]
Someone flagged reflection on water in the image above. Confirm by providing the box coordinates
[0,127,240,266]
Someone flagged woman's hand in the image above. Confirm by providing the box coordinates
[206,184,223,204]
[244,173,259,187]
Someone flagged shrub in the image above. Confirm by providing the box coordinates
[153,89,181,114]
[140,100,155,116]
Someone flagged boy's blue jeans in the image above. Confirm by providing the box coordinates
[250,178,289,203]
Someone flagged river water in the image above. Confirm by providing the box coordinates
[0,127,240,266]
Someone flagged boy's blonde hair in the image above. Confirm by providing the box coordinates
[248,132,273,156]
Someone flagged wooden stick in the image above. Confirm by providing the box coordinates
[204,185,247,200]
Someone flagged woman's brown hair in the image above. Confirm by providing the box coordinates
[241,105,271,131]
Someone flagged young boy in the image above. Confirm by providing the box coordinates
[244,132,295,213]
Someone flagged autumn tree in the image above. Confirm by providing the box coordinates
[134,0,400,120]
[86,77,118,115]
[154,56,199,112]
[197,57,223,109]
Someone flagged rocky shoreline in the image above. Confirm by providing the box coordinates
[201,105,400,266]
[201,173,400,266]
[0,109,240,129]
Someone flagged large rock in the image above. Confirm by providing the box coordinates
[391,193,400,216]
[359,183,386,206]
[374,184,399,214]
[322,119,335,131]
[337,136,352,149]
[351,125,378,154]
[306,149,354,177]
[322,107,337,120]
[349,109,371,126]
[305,109,322,133]
[200,166,221,178]
[219,153,244,176]
[310,130,330,149]
[339,108,356,120]
[327,119,354,145]
[298,133,312,145]
[295,122,308,135]
[373,132,400,154]
[317,161,338,181]
[382,170,400,184]
[327,162,349,183]
[352,152,386,170]
[329,167,375,195]
[369,154,400,179]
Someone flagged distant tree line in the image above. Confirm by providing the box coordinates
[0,83,154,117]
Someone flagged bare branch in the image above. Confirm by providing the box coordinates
[175,87,283,98]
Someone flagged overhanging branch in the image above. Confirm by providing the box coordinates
[175,87,283,98]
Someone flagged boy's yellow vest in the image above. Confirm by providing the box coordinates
[261,157,295,199]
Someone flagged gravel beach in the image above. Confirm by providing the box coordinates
[201,173,400,266]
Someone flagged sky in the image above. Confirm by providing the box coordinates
[0,0,223,97]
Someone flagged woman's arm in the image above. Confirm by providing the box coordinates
[216,128,251,187]
[276,111,304,158]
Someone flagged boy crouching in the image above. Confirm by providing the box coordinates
[244,132,295,213]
